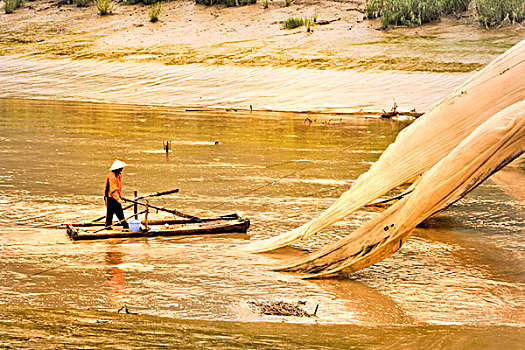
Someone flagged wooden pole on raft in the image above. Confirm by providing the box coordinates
[134,190,138,220]
[144,200,149,231]
[136,189,179,200]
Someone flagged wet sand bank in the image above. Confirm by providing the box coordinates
[1,304,523,349]
[1,0,523,115]
[1,0,523,73]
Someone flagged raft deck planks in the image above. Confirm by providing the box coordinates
[66,214,250,241]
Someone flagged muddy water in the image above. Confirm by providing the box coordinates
[0,56,469,113]
[0,97,523,333]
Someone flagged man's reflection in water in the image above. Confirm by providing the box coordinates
[105,251,126,309]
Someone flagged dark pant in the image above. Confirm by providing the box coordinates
[105,197,129,229]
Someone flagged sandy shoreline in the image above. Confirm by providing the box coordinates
[1,304,523,349]
[1,0,524,73]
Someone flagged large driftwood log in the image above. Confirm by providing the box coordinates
[277,101,525,277]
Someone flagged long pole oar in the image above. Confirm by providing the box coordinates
[122,198,202,222]
[135,189,179,201]
[92,189,179,223]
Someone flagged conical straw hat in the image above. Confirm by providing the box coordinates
[110,159,128,171]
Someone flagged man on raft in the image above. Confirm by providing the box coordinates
[104,160,129,230]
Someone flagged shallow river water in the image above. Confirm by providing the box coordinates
[0,56,470,113]
[0,97,523,334]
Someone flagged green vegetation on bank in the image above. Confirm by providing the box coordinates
[281,9,318,32]
[365,0,525,28]
[312,6,319,22]
[94,0,114,15]
[365,0,469,28]
[304,16,313,31]
[444,0,470,13]
[475,0,525,28]
[149,1,162,21]
[281,16,303,29]
[4,0,24,13]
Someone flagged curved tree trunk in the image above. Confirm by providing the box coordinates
[239,39,525,254]
[277,101,525,278]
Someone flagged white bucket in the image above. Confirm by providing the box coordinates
[128,219,141,232]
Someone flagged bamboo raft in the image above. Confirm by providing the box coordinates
[66,213,250,241]
[64,188,250,241]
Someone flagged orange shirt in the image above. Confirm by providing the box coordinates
[104,171,123,202]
